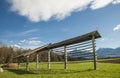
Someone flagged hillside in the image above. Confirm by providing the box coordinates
[66,47,120,59]
[97,47,120,58]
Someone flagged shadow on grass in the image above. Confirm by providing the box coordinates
[6,68,94,75]
[35,69,94,74]
[6,69,36,75]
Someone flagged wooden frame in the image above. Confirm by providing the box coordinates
[14,30,101,70]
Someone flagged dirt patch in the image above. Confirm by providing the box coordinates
[98,59,120,64]
[1,63,17,68]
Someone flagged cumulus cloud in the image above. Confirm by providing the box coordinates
[112,0,120,4]
[113,24,120,31]
[13,44,21,48]
[8,0,120,22]
[9,38,44,49]
[90,0,113,10]
[18,39,45,49]
[20,39,42,45]
[8,0,92,22]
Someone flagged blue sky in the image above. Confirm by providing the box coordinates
[0,0,120,49]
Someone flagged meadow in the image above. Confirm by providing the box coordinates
[0,59,120,78]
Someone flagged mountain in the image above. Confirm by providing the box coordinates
[53,47,120,59]
[97,47,120,58]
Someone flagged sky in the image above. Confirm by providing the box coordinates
[0,0,120,49]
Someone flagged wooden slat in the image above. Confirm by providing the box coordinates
[67,40,92,48]
[67,46,93,50]
[48,30,101,49]
[14,30,101,58]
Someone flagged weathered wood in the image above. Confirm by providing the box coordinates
[48,49,51,69]
[67,40,92,48]
[92,34,97,70]
[48,30,101,49]
[67,46,93,50]
[26,55,29,70]
[18,58,20,69]
[14,30,101,59]
[36,53,39,70]
[64,46,67,69]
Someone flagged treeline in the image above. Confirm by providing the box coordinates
[0,46,64,64]
[0,46,29,64]
[0,41,86,64]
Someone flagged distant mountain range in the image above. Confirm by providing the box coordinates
[97,47,120,58]
[13,45,120,59]
[66,47,120,59]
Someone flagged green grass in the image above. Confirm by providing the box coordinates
[0,60,120,78]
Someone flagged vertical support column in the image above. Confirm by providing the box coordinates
[36,53,39,70]
[26,55,29,70]
[48,49,51,69]
[64,45,67,69]
[18,58,20,69]
[92,34,97,70]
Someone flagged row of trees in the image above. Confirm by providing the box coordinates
[0,41,65,64]
[0,40,85,64]
[0,47,66,64]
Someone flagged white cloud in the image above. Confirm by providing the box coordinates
[20,39,42,45]
[112,0,120,4]
[113,24,120,31]
[9,38,44,49]
[21,29,39,35]
[100,38,105,41]
[90,0,113,10]
[8,0,120,22]
[29,37,39,40]
[8,0,92,22]
[13,44,21,48]
[18,39,45,49]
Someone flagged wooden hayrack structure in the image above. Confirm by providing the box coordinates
[14,30,101,70]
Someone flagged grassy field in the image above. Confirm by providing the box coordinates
[0,59,120,78]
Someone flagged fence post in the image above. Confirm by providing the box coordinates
[18,58,20,69]
[26,55,29,70]
[36,53,39,70]
[92,34,97,70]
[48,49,51,69]
[64,45,67,69]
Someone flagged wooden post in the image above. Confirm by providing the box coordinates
[64,45,67,69]
[26,55,29,70]
[18,58,20,69]
[36,53,39,70]
[92,34,97,70]
[48,49,51,69]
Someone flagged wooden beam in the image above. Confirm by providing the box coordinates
[92,34,97,70]
[36,53,39,70]
[48,49,51,69]
[26,55,29,70]
[49,30,101,49]
[14,30,101,59]
[64,46,67,69]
